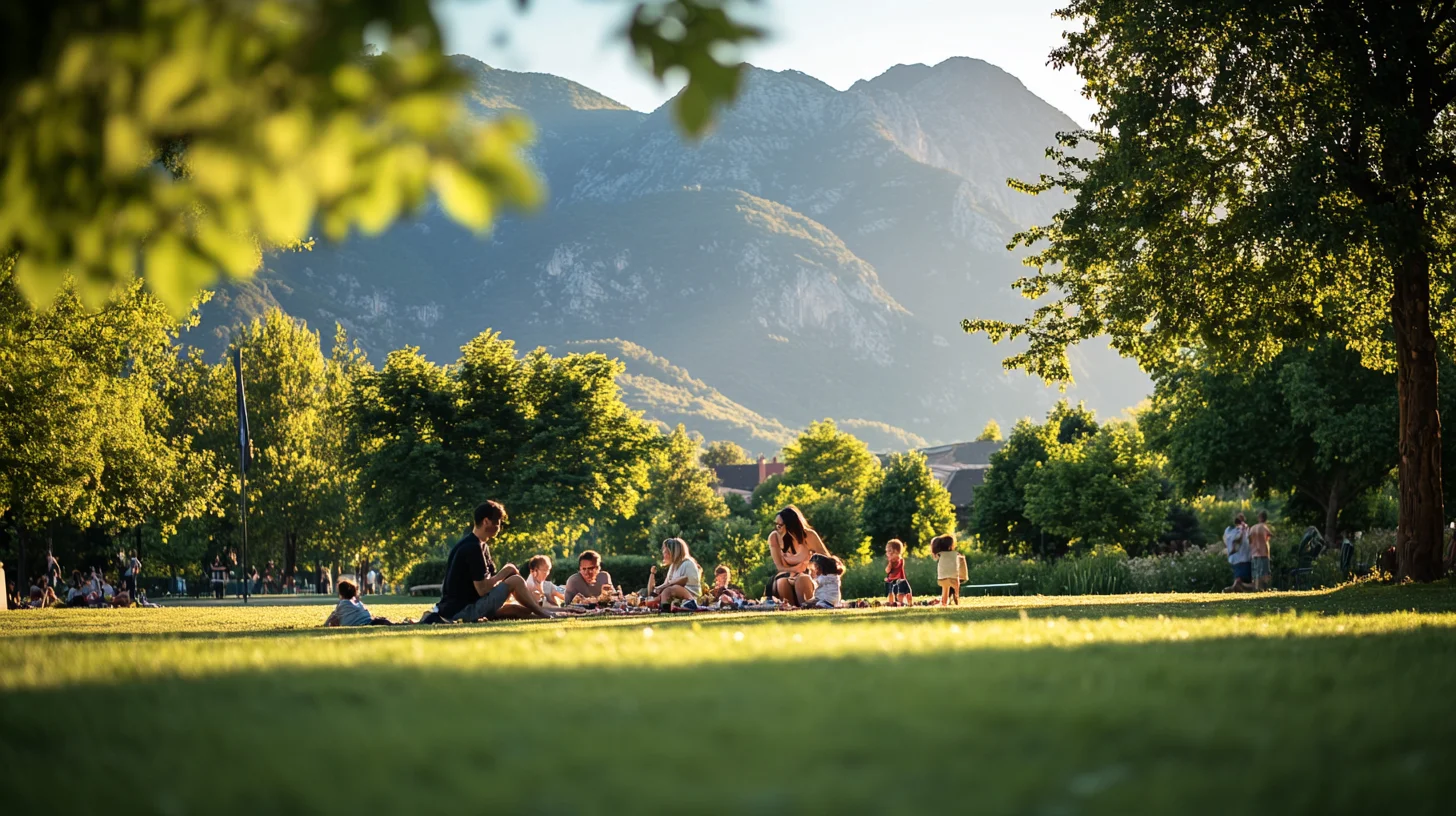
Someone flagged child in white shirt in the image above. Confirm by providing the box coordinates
[804,554,843,609]
[525,555,566,607]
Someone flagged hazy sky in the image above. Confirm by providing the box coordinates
[436,0,1095,126]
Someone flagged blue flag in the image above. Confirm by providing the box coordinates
[232,348,251,474]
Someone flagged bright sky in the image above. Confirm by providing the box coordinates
[435,0,1095,126]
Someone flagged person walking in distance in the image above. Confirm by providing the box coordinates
[1224,513,1253,592]
[1247,511,1274,591]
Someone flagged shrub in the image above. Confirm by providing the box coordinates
[402,557,448,589]
[1037,548,1132,595]
[1127,545,1228,593]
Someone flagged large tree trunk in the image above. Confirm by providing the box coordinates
[1392,250,1445,581]
[283,532,297,578]
[1322,481,1342,556]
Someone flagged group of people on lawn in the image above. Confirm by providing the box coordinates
[325,500,868,625]
[5,549,152,610]
[418,500,852,623]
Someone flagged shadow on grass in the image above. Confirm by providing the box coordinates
[1,628,1453,815]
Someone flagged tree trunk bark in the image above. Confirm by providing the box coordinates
[1322,482,1342,556]
[1392,249,1445,581]
[17,524,26,586]
[283,531,297,580]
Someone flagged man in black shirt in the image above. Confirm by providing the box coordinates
[435,500,556,622]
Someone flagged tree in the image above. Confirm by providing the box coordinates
[512,349,656,536]
[701,440,752,467]
[348,332,658,565]
[861,451,956,555]
[0,266,213,574]
[1022,421,1169,555]
[971,402,1098,558]
[231,310,337,582]
[976,420,1003,442]
[640,426,729,553]
[780,419,882,500]
[348,346,463,561]
[3,1,762,313]
[1141,343,1400,547]
[966,2,1456,580]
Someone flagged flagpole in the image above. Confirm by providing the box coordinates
[240,457,249,605]
[233,347,250,605]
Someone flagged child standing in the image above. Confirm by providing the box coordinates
[804,553,844,609]
[932,534,967,606]
[884,539,913,607]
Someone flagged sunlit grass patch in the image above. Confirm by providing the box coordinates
[1,584,1453,814]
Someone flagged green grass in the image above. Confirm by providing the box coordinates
[3,586,1455,814]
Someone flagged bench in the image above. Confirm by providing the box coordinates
[408,583,442,597]
[963,582,1020,596]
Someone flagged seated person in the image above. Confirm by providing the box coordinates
[803,553,844,609]
[324,579,377,626]
[702,564,746,603]
[64,571,92,607]
[524,555,566,606]
[561,550,614,603]
[431,501,557,622]
[646,538,702,607]
[30,578,60,608]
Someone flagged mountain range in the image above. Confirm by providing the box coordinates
[192,55,1151,453]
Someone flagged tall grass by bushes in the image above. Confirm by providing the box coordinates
[835,533,1381,599]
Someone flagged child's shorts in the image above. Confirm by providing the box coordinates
[885,578,912,596]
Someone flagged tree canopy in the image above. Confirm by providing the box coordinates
[1,0,763,313]
[967,1,1456,579]
[701,439,752,467]
[779,419,882,501]
[1142,342,1401,546]
[861,450,956,555]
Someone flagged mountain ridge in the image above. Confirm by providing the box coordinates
[194,55,1150,452]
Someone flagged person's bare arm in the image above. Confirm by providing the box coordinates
[473,563,519,596]
[768,531,790,571]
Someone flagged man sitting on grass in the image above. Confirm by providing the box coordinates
[429,501,558,623]
[561,550,613,604]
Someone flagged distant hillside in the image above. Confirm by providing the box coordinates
[195,56,1151,448]
[562,339,930,454]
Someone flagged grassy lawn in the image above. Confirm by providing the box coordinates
[2,586,1454,814]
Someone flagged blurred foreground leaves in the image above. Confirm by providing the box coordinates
[1,0,760,314]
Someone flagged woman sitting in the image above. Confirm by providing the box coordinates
[646,538,702,607]
[768,505,830,606]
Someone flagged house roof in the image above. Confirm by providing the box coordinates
[712,464,763,493]
[919,440,1005,466]
[942,466,989,507]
